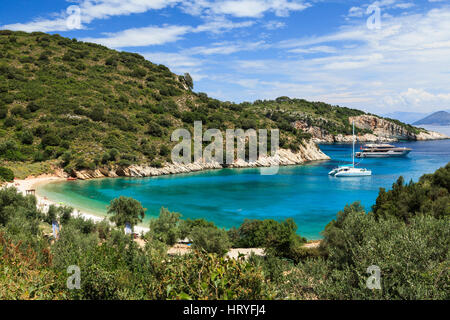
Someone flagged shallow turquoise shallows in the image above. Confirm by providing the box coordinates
[38,140,450,239]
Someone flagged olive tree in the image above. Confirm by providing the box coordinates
[107,196,145,231]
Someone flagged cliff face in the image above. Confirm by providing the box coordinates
[350,115,417,140]
[72,139,330,180]
[294,115,448,143]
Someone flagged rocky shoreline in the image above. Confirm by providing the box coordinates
[294,115,449,144]
[72,139,330,180]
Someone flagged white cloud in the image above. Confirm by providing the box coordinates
[2,0,182,32]
[348,6,364,18]
[385,88,450,108]
[212,0,308,17]
[142,52,202,69]
[395,3,415,9]
[186,41,268,55]
[224,6,450,113]
[2,18,75,33]
[82,25,191,48]
[264,20,286,30]
[2,0,308,32]
[81,16,257,48]
[192,17,255,34]
[288,45,337,54]
[181,0,309,18]
[345,0,416,21]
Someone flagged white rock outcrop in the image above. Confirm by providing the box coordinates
[73,140,330,180]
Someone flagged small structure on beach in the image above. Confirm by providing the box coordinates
[26,189,36,196]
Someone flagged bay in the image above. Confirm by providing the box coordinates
[38,140,450,239]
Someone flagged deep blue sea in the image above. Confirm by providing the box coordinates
[38,140,450,239]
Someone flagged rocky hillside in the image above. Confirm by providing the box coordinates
[0,31,444,179]
[294,115,448,143]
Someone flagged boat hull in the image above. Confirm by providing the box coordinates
[334,170,372,177]
[356,150,411,158]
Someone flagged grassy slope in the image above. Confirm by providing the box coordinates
[0,30,417,178]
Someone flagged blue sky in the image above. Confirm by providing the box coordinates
[1,0,449,114]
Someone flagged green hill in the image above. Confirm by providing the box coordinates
[0,30,414,178]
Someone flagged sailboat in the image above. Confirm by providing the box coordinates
[328,121,372,177]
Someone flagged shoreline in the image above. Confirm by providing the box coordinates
[5,137,449,240]
[8,156,331,238]
[6,175,151,234]
[5,138,448,240]
[6,175,323,252]
[8,175,321,257]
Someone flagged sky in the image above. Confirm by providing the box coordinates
[1,0,449,115]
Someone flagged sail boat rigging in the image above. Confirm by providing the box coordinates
[328,121,372,177]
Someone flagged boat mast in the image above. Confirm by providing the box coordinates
[352,121,355,168]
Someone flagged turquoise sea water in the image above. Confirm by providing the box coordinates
[38,140,450,239]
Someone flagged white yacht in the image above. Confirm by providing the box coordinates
[328,165,372,177]
[355,144,412,158]
[329,122,372,177]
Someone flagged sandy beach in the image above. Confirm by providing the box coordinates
[4,174,150,235]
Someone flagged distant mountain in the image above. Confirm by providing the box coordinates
[383,111,428,124]
[413,111,450,126]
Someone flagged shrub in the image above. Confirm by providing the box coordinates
[0,106,7,119]
[109,148,119,161]
[0,167,14,182]
[44,205,73,225]
[150,159,163,168]
[105,57,117,66]
[0,232,64,300]
[147,122,164,137]
[89,107,105,122]
[314,202,450,299]
[41,133,61,147]
[231,218,306,261]
[142,143,156,159]
[20,130,34,145]
[372,164,450,221]
[118,159,131,167]
[159,145,170,157]
[130,67,147,78]
[3,116,16,128]
[190,226,231,256]
[148,207,180,246]
[179,218,217,239]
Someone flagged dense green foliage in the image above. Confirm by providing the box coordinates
[190,226,231,256]
[372,164,449,221]
[148,207,181,246]
[0,166,14,181]
[107,196,146,229]
[277,165,449,299]
[0,30,405,179]
[148,209,231,254]
[228,218,307,262]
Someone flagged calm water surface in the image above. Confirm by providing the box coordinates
[38,140,450,239]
